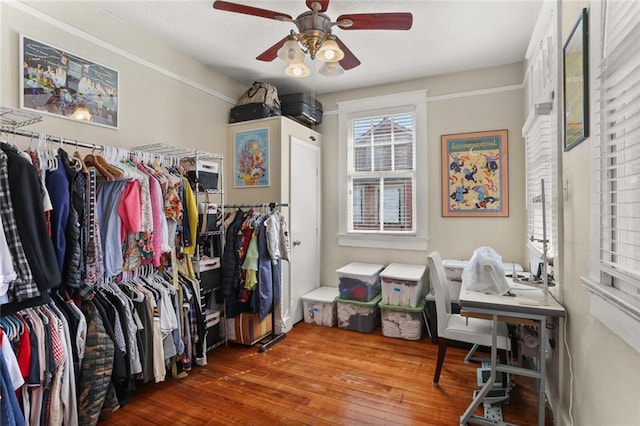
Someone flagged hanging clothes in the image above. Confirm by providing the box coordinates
[59,148,85,290]
[0,143,60,313]
[0,131,220,426]
[221,206,289,321]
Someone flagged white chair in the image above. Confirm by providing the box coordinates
[427,251,510,386]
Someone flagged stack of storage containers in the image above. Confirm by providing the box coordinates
[335,263,385,333]
[378,263,427,340]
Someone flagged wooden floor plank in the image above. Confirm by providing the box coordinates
[100,322,551,425]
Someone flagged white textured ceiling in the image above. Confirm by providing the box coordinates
[90,0,543,95]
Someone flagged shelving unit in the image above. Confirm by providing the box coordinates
[0,107,42,128]
[133,143,225,351]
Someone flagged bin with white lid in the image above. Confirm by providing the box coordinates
[336,262,385,302]
[380,263,426,307]
[301,286,339,327]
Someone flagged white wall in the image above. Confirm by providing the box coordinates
[556,1,640,425]
[0,1,246,154]
[317,62,528,287]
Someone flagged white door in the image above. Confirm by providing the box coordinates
[284,136,320,330]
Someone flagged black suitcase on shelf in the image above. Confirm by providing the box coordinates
[280,93,323,126]
[229,103,280,124]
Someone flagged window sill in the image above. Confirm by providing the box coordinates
[582,277,640,353]
[337,233,429,251]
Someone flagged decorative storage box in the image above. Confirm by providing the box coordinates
[336,294,382,333]
[301,286,339,327]
[227,312,272,345]
[379,301,426,341]
[198,202,219,233]
[181,157,219,190]
[204,309,221,350]
[193,257,221,291]
[380,263,426,308]
[336,262,385,302]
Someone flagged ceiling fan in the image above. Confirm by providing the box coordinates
[212,0,413,72]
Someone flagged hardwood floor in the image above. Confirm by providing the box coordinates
[101,322,549,425]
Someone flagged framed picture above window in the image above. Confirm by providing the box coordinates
[441,129,509,217]
[563,8,589,151]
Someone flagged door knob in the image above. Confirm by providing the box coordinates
[293,240,302,246]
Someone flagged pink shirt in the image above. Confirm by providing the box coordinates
[118,180,142,243]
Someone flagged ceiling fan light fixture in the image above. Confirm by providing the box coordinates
[277,38,305,63]
[285,61,310,78]
[318,61,344,77]
[316,37,344,62]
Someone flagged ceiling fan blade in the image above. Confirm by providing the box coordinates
[213,1,292,21]
[334,37,360,70]
[336,13,413,30]
[306,0,330,12]
[256,36,289,62]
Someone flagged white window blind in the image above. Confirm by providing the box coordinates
[348,111,416,233]
[525,115,557,258]
[599,0,640,297]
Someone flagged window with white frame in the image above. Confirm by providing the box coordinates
[598,0,640,299]
[584,0,640,353]
[338,91,428,250]
[523,8,558,273]
[350,112,415,232]
[525,115,557,259]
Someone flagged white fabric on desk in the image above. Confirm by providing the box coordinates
[461,246,510,295]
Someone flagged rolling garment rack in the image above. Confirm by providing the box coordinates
[225,202,289,352]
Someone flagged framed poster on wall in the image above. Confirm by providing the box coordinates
[20,34,119,129]
[563,8,589,151]
[441,129,509,217]
[234,128,270,188]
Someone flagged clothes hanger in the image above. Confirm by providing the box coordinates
[85,147,114,180]
[0,316,16,341]
[47,137,59,171]
[96,147,124,178]
[72,140,88,173]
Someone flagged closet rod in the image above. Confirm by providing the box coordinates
[225,203,289,209]
[1,125,104,151]
[1,127,222,162]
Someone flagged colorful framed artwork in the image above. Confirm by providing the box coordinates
[234,128,269,188]
[563,8,589,151]
[441,129,509,217]
[20,34,119,129]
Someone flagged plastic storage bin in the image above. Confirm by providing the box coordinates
[301,286,339,327]
[336,262,385,302]
[380,263,426,307]
[336,294,381,333]
[379,301,425,341]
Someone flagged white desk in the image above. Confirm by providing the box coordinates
[458,278,565,426]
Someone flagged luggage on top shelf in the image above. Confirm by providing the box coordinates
[280,93,323,126]
[229,81,282,123]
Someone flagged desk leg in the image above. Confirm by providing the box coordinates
[538,318,547,426]
[460,314,499,425]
